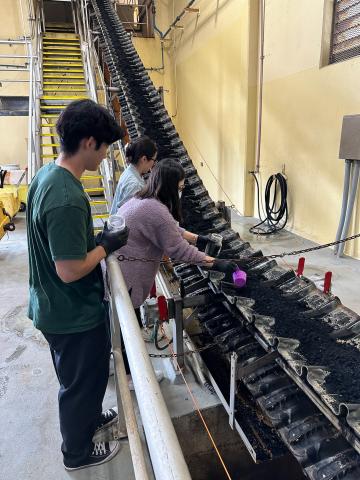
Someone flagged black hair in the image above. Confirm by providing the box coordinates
[137,159,185,222]
[126,136,157,165]
[56,99,124,155]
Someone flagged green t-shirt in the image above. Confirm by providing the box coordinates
[27,163,105,334]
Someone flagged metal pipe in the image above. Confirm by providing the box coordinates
[0,55,32,59]
[334,159,352,254]
[337,160,360,257]
[0,67,29,71]
[0,39,30,45]
[27,41,34,180]
[0,79,35,82]
[107,257,191,480]
[162,0,197,39]
[255,0,265,173]
[109,297,150,480]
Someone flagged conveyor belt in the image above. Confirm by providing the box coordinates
[90,0,360,477]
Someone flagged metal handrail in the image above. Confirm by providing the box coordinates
[107,256,192,480]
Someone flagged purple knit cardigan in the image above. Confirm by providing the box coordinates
[115,197,206,308]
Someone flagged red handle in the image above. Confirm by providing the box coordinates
[323,271,332,294]
[157,295,168,322]
[150,282,157,298]
[297,257,305,277]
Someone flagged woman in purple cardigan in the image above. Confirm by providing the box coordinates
[116,159,237,310]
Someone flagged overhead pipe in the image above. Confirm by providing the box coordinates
[162,0,197,39]
[334,159,352,254]
[145,0,164,72]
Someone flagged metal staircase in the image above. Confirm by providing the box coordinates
[40,25,110,232]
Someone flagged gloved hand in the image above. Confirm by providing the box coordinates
[95,222,129,256]
[196,234,212,251]
[211,259,238,280]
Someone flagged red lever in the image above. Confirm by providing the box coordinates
[150,282,157,298]
[157,295,168,322]
[323,271,332,294]
[297,257,305,277]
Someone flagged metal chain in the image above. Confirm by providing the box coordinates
[148,342,216,358]
[117,232,360,265]
[266,232,360,259]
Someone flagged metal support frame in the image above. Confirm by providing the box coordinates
[229,352,238,429]
[172,295,185,369]
[0,32,41,179]
[157,268,213,373]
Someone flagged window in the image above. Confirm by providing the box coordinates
[330,0,360,64]
[0,97,28,116]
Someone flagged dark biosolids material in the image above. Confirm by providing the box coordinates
[239,278,360,404]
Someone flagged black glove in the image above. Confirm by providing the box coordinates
[95,222,129,256]
[196,234,212,251]
[211,259,238,281]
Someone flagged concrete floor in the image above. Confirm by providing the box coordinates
[231,213,360,315]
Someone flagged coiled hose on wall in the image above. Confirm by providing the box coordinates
[250,172,288,235]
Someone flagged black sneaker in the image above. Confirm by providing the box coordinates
[64,441,120,471]
[96,407,118,432]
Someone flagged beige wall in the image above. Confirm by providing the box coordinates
[0,0,30,168]
[132,0,176,116]
[157,0,258,216]
[260,0,360,257]
[132,0,360,259]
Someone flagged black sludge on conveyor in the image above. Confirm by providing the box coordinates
[90,0,360,477]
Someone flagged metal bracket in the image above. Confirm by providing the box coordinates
[237,351,278,380]
[229,352,238,429]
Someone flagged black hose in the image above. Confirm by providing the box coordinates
[154,321,173,351]
[250,172,288,235]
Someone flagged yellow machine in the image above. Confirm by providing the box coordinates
[0,201,14,239]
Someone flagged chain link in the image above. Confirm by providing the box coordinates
[118,232,360,265]
[148,342,217,358]
[266,232,360,259]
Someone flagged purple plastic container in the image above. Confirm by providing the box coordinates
[232,268,247,288]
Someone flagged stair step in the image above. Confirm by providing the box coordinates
[43,45,81,51]
[41,143,59,147]
[41,133,59,137]
[43,41,80,47]
[43,63,83,67]
[41,123,56,127]
[43,35,79,41]
[81,175,103,180]
[43,74,85,79]
[92,214,109,219]
[84,187,105,193]
[43,81,86,85]
[43,57,81,64]
[89,200,107,206]
[43,88,87,93]
[41,95,87,100]
[43,63,84,69]
[43,52,82,58]
[40,114,60,118]
[40,105,66,110]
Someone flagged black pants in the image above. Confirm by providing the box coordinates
[43,322,111,468]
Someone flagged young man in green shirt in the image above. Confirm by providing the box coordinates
[27,99,129,470]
